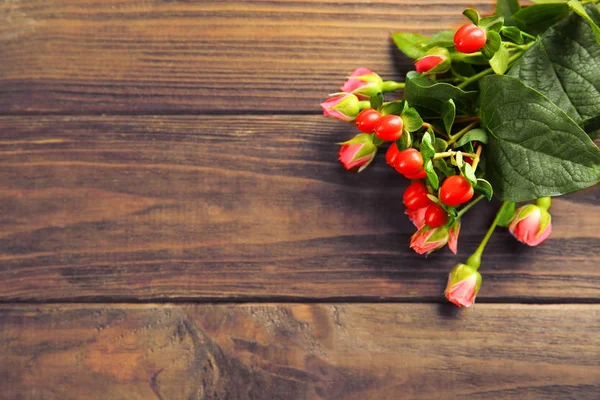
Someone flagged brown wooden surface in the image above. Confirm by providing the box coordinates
[0,115,599,301]
[2,304,600,400]
[1,0,598,398]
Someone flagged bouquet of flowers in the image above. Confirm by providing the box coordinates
[321,0,600,307]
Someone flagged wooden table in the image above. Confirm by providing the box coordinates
[1,1,599,398]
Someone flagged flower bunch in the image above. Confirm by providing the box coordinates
[321,0,600,307]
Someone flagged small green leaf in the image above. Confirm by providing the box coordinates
[463,163,478,186]
[455,151,464,169]
[434,159,455,177]
[424,159,439,190]
[455,129,489,148]
[420,132,436,160]
[404,71,478,118]
[490,43,510,74]
[441,99,456,134]
[427,194,441,204]
[513,3,571,35]
[391,31,456,59]
[496,201,517,228]
[568,0,600,44]
[479,16,504,32]
[370,93,384,111]
[500,25,525,44]
[480,75,600,201]
[395,131,412,151]
[434,138,448,152]
[381,100,406,116]
[495,0,521,26]
[401,107,424,132]
[475,178,494,200]
[481,31,502,59]
[463,8,480,25]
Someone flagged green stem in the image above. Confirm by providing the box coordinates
[456,195,485,219]
[447,121,479,145]
[382,81,405,92]
[358,100,371,110]
[465,201,507,270]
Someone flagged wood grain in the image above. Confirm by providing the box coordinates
[1,115,598,301]
[1,303,599,399]
[0,0,497,114]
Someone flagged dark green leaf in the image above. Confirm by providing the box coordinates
[480,75,600,201]
[396,131,413,151]
[463,8,480,25]
[568,1,600,44]
[509,5,600,128]
[420,132,436,160]
[434,138,449,152]
[381,100,406,116]
[434,159,456,177]
[496,201,517,228]
[463,163,478,186]
[424,159,439,190]
[401,107,424,132]
[441,99,456,134]
[500,26,525,44]
[425,30,456,49]
[404,71,479,118]
[370,93,384,111]
[513,3,571,35]
[495,0,521,26]
[475,178,494,200]
[482,31,502,59]
[479,16,504,32]
[455,128,489,148]
[451,62,478,79]
[490,44,510,74]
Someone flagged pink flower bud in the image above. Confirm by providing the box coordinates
[405,206,428,229]
[444,263,482,308]
[508,204,552,246]
[338,133,377,172]
[410,225,450,255]
[340,68,383,100]
[447,220,461,254]
[321,93,361,121]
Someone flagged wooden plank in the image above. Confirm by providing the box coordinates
[0,115,599,301]
[0,0,496,113]
[1,303,599,399]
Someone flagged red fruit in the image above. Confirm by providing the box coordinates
[415,55,444,73]
[454,24,487,54]
[374,115,404,141]
[439,175,474,207]
[425,204,449,228]
[355,108,382,133]
[394,148,424,176]
[405,169,427,179]
[386,143,400,167]
[403,181,432,210]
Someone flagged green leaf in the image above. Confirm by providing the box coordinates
[489,43,510,74]
[496,201,517,228]
[370,93,384,111]
[513,3,571,35]
[434,159,455,177]
[479,16,504,32]
[475,178,494,200]
[568,1,600,44]
[420,132,436,160]
[441,99,456,134]
[401,107,424,132]
[495,0,521,26]
[396,131,413,151]
[381,100,406,116]
[463,8,480,25]
[500,26,525,44]
[404,71,479,118]
[434,138,449,152]
[455,129,489,148]
[480,75,600,201]
[509,5,600,129]
[424,159,439,190]
[481,31,502,59]
[391,31,455,59]
[463,163,478,186]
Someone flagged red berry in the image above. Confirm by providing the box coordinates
[405,169,427,179]
[454,24,487,54]
[425,204,448,228]
[439,175,474,207]
[415,55,444,73]
[374,115,404,141]
[403,181,432,210]
[394,148,424,176]
[355,108,381,133]
[386,143,400,167]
